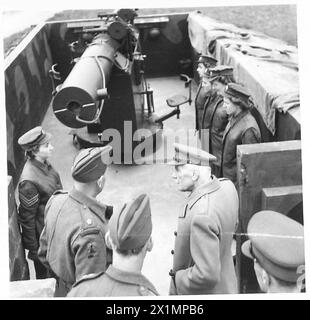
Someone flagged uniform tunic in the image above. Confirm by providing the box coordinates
[67,265,159,297]
[38,188,113,296]
[221,110,261,185]
[18,158,62,261]
[169,176,239,295]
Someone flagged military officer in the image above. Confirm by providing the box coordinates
[242,210,305,293]
[67,193,159,297]
[168,143,239,295]
[221,83,261,186]
[17,126,62,279]
[38,146,113,296]
[201,65,234,176]
[195,54,218,136]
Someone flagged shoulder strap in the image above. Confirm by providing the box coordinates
[46,193,69,253]
[72,271,104,287]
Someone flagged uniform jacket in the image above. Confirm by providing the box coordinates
[18,158,62,261]
[169,176,239,295]
[201,94,228,168]
[67,265,159,297]
[195,82,212,131]
[221,110,261,185]
[38,188,113,296]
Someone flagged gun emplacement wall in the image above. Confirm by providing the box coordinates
[5,25,54,185]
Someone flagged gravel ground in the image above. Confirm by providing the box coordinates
[3,5,297,57]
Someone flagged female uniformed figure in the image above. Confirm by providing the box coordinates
[194,54,217,136]
[201,66,234,177]
[17,126,62,279]
[221,83,261,186]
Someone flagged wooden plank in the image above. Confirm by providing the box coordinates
[236,140,303,293]
[238,141,301,192]
[261,185,302,215]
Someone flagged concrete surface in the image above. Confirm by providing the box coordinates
[9,278,56,298]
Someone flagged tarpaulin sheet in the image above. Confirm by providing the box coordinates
[188,12,300,135]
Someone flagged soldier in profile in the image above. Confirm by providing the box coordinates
[17,126,62,279]
[221,83,261,186]
[195,54,218,138]
[38,146,113,296]
[201,65,234,176]
[168,143,239,295]
[242,210,305,293]
[67,193,159,297]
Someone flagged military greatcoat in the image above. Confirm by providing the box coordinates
[18,158,62,261]
[169,176,239,295]
[221,110,261,185]
[201,94,228,176]
[195,82,212,132]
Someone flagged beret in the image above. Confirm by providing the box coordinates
[242,210,304,283]
[207,65,234,82]
[168,143,217,166]
[196,54,218,67]
[18,126,52,151]
[109,194,152,251]
[71,145,112,183]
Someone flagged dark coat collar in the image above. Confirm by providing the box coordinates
[187,175,221,209]
[28,158,52,173]
[223,110,249,141]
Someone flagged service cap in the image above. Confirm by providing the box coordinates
[168,143,217,166]
[109,194,152,251]
[242,210,305,283]
[207,65,234,82]
[71,145,112,183]
[224,83,251,106]
[196,54,218,68]
[18,126,52,151]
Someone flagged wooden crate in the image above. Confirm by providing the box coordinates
[236,140,302,293]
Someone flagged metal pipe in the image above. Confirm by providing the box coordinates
[52,33,120,128]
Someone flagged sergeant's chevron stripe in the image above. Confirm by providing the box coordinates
[19,193,39,207]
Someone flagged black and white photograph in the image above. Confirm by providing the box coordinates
[0,0,309,300]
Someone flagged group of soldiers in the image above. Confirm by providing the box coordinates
[15,53,305,297]
[194,54,261,186]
